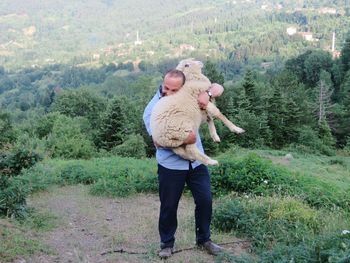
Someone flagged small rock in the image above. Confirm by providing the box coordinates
[284,153,293,160]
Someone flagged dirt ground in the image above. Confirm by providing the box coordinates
[16,185,249,263]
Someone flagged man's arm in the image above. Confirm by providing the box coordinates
[198,83,224,109]
[143,92,160,136]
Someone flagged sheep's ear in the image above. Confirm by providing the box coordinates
[196,61,204,68]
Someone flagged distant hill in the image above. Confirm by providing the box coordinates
[0,0,349,69]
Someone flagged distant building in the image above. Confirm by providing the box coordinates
[92,53,100,60]
[298,32,313,41]
[276,4,283,9]
[180,44,195,51]
[286,27,297,36]
[332,51,341,59]
[260,62,273,70]
[319,7,337,14]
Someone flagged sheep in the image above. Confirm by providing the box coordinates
[150,58,244,165]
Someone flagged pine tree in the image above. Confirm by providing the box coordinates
[203,60,224,85]
[97,98,129,150]
[242,69,256,108]
[340,33,350,75]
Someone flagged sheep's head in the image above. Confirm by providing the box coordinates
[176,58,211,94]
[176,58,206,81]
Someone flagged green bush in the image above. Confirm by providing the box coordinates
[0,146,42,176]
[60,164,98,185]
[210,153,300,196]
[0,175,28,218]
[211,153,350,211]
[90,169,136,197]
[212,196,350,262]
[111,133,147,159]
[213,196,323,247]
[45,115,95,159]
[288,125,336,156]
[89,166,158,197]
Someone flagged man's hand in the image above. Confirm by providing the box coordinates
[197,83,224,109]
[153,139,161,148]
[182,130,196,145]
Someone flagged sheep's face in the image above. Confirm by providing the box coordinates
[176,58,204,78]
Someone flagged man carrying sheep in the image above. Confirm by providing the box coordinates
[143,69,224,259]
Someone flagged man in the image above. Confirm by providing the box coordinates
[143,69,224,259]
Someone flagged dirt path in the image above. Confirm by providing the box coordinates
[21,185,248,263]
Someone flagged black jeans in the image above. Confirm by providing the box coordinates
[158,163,212,249]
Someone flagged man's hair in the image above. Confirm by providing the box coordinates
[164,69,186,86]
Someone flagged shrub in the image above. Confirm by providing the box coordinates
[213,196,323,246]
[45,115,95,159]
[288,125,335,156]
[0,146,42,176]
[210,153,300,196]
[111,133,147,159]
[0,175,28,218]
[60,164,98,185]
[90,169,136,197]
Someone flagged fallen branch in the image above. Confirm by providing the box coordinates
[101,240,250,256]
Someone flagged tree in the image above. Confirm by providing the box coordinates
[97,97,130,150]
[303,50,333,87]
[203,60,224,85]
[0,111,16,148]
[46,115,95,159]
[50,89,106,127]
[340,33,350,74]
[314,70,333,125]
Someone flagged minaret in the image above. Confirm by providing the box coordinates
[135,30,142,45]
[332,32,335,52]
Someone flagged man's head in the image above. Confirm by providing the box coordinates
[162,69,186,96]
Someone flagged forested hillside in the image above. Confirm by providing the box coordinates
[1,0,350,72]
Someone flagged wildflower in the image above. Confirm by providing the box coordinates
[263,180,268,184]
[341,230,350,235]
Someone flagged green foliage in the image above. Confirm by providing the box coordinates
[97,97,131,150]
[210,153,299,196]
[0,226,49,262]
[203,60,224,85]
[50,89,106,128]
[111,133,147,159]
[213,196,350,262]
[17,156,158,197]
[0,175,28,218]
[211,153,350,211]
[34,112,62,139]
[46,115,95,159]
[318,120,336,148]
[18,208,58,232]
[0,111,16,148]
[90,169,136,197]
[60,164,98,185]
[340,33,350,74]
[0,145,42,177]
[289,125,335,156]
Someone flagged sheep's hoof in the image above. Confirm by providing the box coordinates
[208,159,219,166]
[234,127,245,134]
[212,135,221,142]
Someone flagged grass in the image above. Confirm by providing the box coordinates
[0,212,56,262]
[2,147,350,261]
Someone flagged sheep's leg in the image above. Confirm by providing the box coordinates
[173,144,219,166]
[207,115,221,142]
[206,102,245,134]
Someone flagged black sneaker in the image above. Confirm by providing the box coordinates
[158,247,173,259]
[198,241,223,255]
